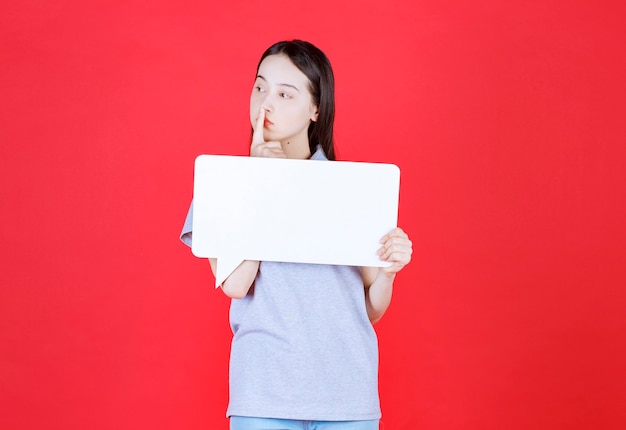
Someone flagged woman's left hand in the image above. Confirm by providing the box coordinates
[378,227,413,274]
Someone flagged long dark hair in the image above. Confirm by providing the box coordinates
[256,40,336,160]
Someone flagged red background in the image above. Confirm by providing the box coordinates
[1,1,625,429]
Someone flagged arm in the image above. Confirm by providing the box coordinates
[208,108,283,299]
[361,228,413,324]
[209,258,259,299]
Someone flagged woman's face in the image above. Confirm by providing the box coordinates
[250,54,319,148]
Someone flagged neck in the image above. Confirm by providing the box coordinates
[281,137,311,159]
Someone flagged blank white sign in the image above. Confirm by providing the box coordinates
[192,155,400,287]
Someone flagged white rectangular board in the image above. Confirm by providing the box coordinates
[192,155,400,287]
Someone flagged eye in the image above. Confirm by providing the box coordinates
[255,85,266,93]
[279,92,292,99]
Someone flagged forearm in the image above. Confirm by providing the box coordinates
[363,227,412,323]
[209,258,259,299]
[364,269,396,324]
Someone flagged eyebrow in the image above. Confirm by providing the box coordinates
[256,75,301,93]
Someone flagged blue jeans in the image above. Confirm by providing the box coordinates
[230,416,379,430]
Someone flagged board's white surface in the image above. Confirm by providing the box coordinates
[192,155,400,287]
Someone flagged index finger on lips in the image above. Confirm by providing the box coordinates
[252,108,266,145]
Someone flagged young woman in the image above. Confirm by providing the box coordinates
[181,40,412,430]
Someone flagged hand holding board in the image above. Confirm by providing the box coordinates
[191,155,400,287]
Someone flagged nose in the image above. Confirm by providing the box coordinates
[260,93,274,113]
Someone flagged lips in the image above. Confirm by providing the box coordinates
[264,118,273,127]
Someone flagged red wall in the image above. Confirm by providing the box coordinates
[1,1,625,429]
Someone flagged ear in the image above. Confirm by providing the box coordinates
[310,105,319,122]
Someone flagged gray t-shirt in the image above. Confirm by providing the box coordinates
[180,147,381,420]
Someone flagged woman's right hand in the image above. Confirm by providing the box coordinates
[250,108,287,158]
